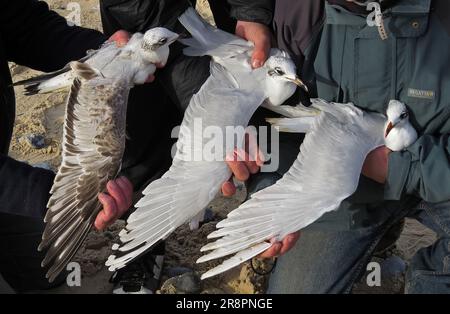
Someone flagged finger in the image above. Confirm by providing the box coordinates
[259,242,282,259]
[251,36,271,69]
[109,30,131,47]
[115,177,133,209]
[279,232,301,255]
[235,149,259,175]
[221,179,236,197]
[245,130,265,167]
[106,181,128,213]
[118,176,133,192]
[95,193,118,230]
[226,155,250,182]
[155,62,165,69]
[146,74,155,83]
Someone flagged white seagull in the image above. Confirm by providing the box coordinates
[14,27,179,282]
[105,7,308,271]
[197,99,418,279]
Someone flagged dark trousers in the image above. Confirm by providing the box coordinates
[0,213,65,292]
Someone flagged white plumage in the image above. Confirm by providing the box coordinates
[105,7,307,271]
[198,99,418,280]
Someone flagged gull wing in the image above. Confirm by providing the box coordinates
[178,7,253,60]
[39,62,129,282]
[105,62,266,271]
[198,100,386,279]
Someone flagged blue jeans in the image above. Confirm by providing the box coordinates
[264,184,450,294]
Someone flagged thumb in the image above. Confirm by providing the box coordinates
[251,37,270,69]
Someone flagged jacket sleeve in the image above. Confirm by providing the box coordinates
[2,0,106,72]
[385,134,450,203]
[0,155,55,218]
[227,0,274,25]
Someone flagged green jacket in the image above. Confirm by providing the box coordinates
[312,0,450,204]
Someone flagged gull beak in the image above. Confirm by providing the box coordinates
[169,34,181,44]
[385,121,395,138]
[287,76,309,92]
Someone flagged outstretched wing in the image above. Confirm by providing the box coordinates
[198,101,386,279]
[106,62,266,271]
[39,63,129,282]
[178,7,252,59]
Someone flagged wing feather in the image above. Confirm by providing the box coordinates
[106,62,266,271]
[40,72,129,282]
[198,100,387,278]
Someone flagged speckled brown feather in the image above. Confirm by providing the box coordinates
[39,62,130,282]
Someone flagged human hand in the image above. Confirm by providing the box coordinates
[362,146,392,184]
[260,232,301,258]
[235,21,272,69]
[108,30,157,82]
[222,145,265,197]
[108,30,131,47]
[95,177,133,231]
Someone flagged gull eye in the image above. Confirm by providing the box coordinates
[274,67,285,76]
[400,111,409,119]
[268,67,285,77]
[159,38,168,44]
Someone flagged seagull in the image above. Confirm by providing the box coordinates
[105,7,308,272]
[14,27,179,282]
[14,27,178,95]
[197,99,418,280]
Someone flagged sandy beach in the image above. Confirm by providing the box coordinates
[8,0,436,294]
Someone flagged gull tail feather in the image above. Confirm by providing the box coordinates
[13,69,73,95]
[11,46,102,95]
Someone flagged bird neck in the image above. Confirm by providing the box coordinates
[265,78,296,106]
[385,121,418,151]
[139,45,169,65]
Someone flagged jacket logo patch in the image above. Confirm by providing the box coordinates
[408,88,435,100]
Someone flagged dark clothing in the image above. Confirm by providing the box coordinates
[0,0,106,292]
[100,0,274,35]
[227,0,274,26]
[0,213,65,292]
[0,157,54,219]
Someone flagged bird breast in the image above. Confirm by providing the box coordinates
[384,123,418,151]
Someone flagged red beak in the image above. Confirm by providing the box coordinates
[385,122,394,138]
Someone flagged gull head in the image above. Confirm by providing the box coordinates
[140,27,179,64]
[385,100,410,137]
[264,54,308,106]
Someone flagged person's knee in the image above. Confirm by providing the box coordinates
[406,237,450,294]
